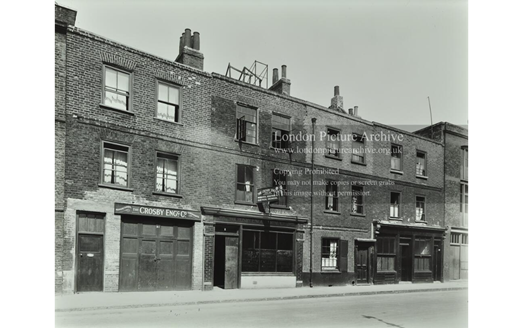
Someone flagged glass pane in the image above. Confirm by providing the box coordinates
[169,86,179,104]
[165,159,177,175]
[261,232,276,249]
[242,249,259,272]
[157,102,168,120]
[276,250,293,272]
[158,83,168,102]
[237,166,245,183]
[243,231,259,249]
[165,178,177,193]
[260,249,277,272]
[156,175,163,191]
[105,68,117,88]
[245,167,253,185]
[117,72,129,92]
[116,94,128,110]
[166,105,176,122]
[277,233,293,251]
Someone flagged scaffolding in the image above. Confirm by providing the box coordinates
[225,60,268,89]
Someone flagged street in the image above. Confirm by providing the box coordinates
[55,290,467,328]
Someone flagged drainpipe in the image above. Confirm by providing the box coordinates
[310,118,316,287]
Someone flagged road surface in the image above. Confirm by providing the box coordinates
[56,290,467,328]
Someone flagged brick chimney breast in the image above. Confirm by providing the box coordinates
[329,86,346,113]
[175,29,204,70]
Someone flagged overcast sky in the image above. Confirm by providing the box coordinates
[57,0,467,129]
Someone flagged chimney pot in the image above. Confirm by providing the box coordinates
[354,105,359,116]
[281,65,287,78]
[184,28,192,47]
[193,32,200,50]
[273,68,279,84]
[334,86,340,96]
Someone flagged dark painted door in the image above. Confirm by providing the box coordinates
[433,241,442,282]
[356,247,369,284]
[77,234,104,292]
[224,237,239,289]
[400,244,412,281]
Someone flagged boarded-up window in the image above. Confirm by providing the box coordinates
[377,237,395,271]
[77,212,105,234]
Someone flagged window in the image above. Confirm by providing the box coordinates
[416,196,425,221]
[236,105,257,144]
[376,237,395,271]
[272,170,288,206]
[451,233,468,245]
[321,239,339,271]
[416,151,427,176]
[102,142,129,187]
[325,181,339,211]
[391,144,402,171]
[351,133,365,164]
[414,238,431,272]
[155,153,179,194]
[236,165,255,203]
[271,114,290,149]
[242,230,293,273]
[326,128,341,158]
[390,192,401,218]
[103,66,130,111]
[460,183,468,227]
[351,185,364,215]
[460,146,468,181]
[157,82,180,123]
[450,233,460,244]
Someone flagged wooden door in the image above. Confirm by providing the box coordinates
[174,226,192,290]
[400,244,412,281]
[356,247,369,284]
[433,241,442,281]
[77,234,104,292]
[224,237,239,289]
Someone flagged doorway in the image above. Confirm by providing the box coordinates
[213,235,239,289]
[433,240,442,282]
[77,234,104,292]
[400,240,412,282]
[355,242,372,284]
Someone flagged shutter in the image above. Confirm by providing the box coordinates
[339,240,349,272]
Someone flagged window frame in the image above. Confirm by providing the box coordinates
[272,170,288,207]
[153,151,181,196]
[325,180,339,212]
[414,238,432,272]
[350,185,365,216]
[416,150,428,177]
[155,80,182,124]
[376,237,396,272]
[271,112,291,150]
[100,141,131,189]
[241,229,294,273]
[102,65,132,112]
[460,146,468,181]
[390,191,401,219]
[235,103,259,145]
[235,164,256,204]
[325,127,342,160]
[390,144,403,172]
[321,238,340,272]
[415,195,426,221]
[351,133,366,164]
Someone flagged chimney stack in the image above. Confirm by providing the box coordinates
[175,28,204,70]
[329,86,346,113]
[354,105,359,116]
[269,65,291,95]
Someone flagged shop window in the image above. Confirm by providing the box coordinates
[236,104,257,144]
[321,238,339,271]
[416,151,427,176]
[102,142,129,187]
[390,192,401,218]
[271,114,290,149]
[351,133,365,164]
[155,153,179,194]
[377,237,395,271]
[414,238,431,272]
[416,196,426,221]
[391,144,402,171]
[242,230,293,273]
[236,165,255,203]
[351,185,364,215]
[326,128,341,158]
[157,82,180,123]
[103,66,130,111]
[325,181,339,212]
[272,170,288,206]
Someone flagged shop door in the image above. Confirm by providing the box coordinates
[355,246,369,284]
[224,237,239,289]
[433,241,442,282]
[400,243,412,282]
[77,234,104,292]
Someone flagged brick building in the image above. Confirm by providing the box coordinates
[55,3,463,294]
[414,122,468,281]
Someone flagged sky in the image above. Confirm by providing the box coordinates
[56,0,468,129]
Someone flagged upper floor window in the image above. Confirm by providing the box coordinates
[326,128,341,158]
[416,151,427,176]
[236,165,255,203]
[236,105,257,144]
[272,170,288,206]
[351,185,364,215]
[391,144,402,171]
[460,146,468,181]
[325,181,339,212]
[416,196,426,221]
[103,66,130,111]
[390,192,401,218]
[271,114,291,149]
[351,133,365,164]
[102,142,129,187]
[156,153,179,194]
[157,82,180,123]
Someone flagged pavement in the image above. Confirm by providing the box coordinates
[55,280,468,312]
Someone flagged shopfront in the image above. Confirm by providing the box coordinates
[114,203,200,291]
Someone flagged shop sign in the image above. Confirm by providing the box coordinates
[114,203,200,220]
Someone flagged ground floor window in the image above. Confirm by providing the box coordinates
[241,230,293,273]
[321,238,339,271]
[414,238,431,272]
[376,237,395,271]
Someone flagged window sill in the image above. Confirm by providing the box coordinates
[98,183,134,192]
[416,175,428,180]
[389,218,402,221]
[350,213,366,218]
[390,169,404,175]
[271,204,290,210]
[100,104,135,116]
[351,160,367,166]
[320,270,341,274]
[325,154,342,161]
[324,210,341,215]
[241,272,295,276]
[235,139,259,147]
[153,117,183,126]
[152,191,183,198]
[415,220,427,224]
[235,201,256,206]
